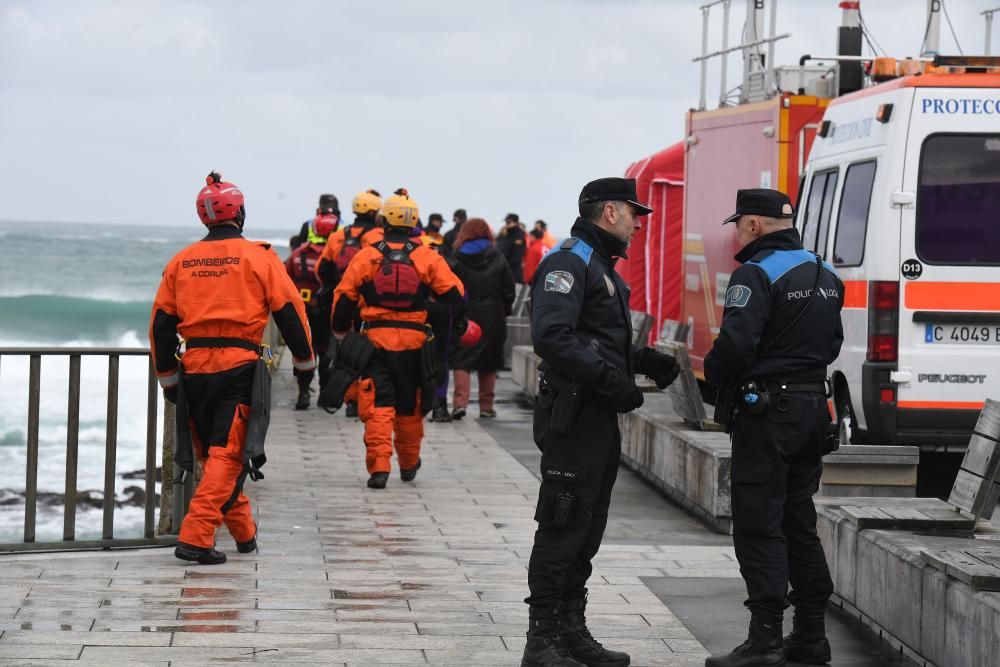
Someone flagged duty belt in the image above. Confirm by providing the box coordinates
[362,320,432,334]
[180,337,273,365]
[761,380,828,395]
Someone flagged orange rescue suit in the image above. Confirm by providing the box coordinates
[149,224,315,549]
[331,228,464,475]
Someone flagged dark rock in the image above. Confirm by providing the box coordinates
[121,467,163,482]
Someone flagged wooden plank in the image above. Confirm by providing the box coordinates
[973,398,1000,442]
[842,506,894,528]
[966,547,1000,571]
[842,505,974,530]
[948,470,1000,518]
[919,508,976,530]
[960,434,1000,480]
[921,549,1000,591]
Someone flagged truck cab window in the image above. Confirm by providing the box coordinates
[833,161,876,267]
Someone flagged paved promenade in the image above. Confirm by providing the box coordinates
[0,362,718,666]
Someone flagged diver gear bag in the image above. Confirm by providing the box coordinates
[361,240,428,310]
[317,331,376,413]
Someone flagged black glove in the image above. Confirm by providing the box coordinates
[637,348,681,389]
[163,386,178,405]
[599,364,644,414]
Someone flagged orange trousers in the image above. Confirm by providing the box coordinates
[178,404,257,549]
[357,348,425,474]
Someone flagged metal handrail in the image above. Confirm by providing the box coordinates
[0,347,176,553]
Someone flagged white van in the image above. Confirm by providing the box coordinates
[797,60,1000,451]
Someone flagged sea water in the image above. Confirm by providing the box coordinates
[0,220,294,542]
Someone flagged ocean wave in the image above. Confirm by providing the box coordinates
[0,295,150,343]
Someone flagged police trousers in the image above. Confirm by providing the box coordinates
[526,393,619,607]
[730,391,834,615]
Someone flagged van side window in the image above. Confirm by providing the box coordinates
[833,160,876,266]
[800,170,838,256]
[918,134,1000,265]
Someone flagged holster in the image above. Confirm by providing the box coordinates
[712,383,738,434]
[173,363,194,475]
[245,357,271,481]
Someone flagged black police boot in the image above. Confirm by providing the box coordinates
[175,542,227,565]
[783,608,830,665]
[705,610,785,667]
[431,402,452,422]
[345,400,359,418]
[521,604,586,667]
[295,384,311,410]
[367,472,389,489]
[560,593,630,666]
[400,458,422,482]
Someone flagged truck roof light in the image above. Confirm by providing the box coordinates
[871,57,898,82]
[933,55,1000,70]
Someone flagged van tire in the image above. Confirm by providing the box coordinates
[835,389,861,446]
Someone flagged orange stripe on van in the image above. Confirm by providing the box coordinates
[904,282,1000,311]
[898,400,985,410]
[842,280,868,309]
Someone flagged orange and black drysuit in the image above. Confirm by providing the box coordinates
[332,227,464,475]
[150,224,314,550]
[285,239,332,391]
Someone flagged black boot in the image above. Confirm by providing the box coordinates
[560,594,630,666]
[705,610,785,667]
[175,542,227,565]
[521,605,586,667]
[295,384,311,410]
[236,524,258,554]
[400,458,422,482]
[367,472,389,489]
[431,402,452,422]
[783,608,830,665]
[345,400,359,418]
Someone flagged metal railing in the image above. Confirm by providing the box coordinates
[0,347,176,552]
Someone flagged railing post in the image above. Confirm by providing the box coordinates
[102,355,120,541]
[24,355,41,544]
[144,358,158,539]
[63,355,81,541]
[158,400,176,535]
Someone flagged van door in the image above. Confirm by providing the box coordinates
[897,89,1000,445]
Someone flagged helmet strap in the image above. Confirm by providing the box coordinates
[235,205,246,230]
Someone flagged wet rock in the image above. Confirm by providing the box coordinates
[0,488,159,509]
[121,467,163,482]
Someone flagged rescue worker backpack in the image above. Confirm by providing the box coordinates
[336,227,365,271]
[286,243,323,304]
[361,240,429,310]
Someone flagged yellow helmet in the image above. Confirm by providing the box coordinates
[381,192,420,228]
[352,189,382,215]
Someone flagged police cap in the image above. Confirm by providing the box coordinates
[579,177,653,216]
[722,188,794,225]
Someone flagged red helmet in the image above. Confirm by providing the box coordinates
[311,213,338,238]
[459,320,483,348]
[196,172,245,226]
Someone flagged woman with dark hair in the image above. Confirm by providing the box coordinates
[449,218,516,419]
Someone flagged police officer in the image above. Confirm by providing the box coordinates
[703,189,844,667]
[522,177,680,667]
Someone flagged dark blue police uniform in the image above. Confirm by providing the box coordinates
[705,213,844,666]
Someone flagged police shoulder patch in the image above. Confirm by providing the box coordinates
[544,270,575,294]
[724,284,752,308]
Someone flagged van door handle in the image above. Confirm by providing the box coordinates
[890,369,912,384]
[891,191,915,207]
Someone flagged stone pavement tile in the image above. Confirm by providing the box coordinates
[171,631,340,648]
[91,620,256,632]
[0,620,94,631]
[252,648,424,663]
[339,633,505,650]
[0,629,172,646]
[79,646,255,661]
[421,649,519,665]
[659,567,742,578]
[256,620,417,634]
[0,644,82,659]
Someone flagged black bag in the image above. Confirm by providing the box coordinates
[173,364,194,475]
[245,357,271,480]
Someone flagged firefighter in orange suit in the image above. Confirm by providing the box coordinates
[331,192,464,489]
[150,172,315,565]
[285,210,338,410]
[316,188,385,417]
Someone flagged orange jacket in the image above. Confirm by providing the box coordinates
[541,230,557,250]
[332,229,464,351]
[150,225,315,387]
[315,221,385,285]
[524,236,547,284]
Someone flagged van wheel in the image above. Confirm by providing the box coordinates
[835,391,855,447]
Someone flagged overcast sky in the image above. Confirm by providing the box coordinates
[0,0,994,239]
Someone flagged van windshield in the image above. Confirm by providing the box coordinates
[917,134,1000,264]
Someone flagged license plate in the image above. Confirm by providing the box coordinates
[925,324,1000,345]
